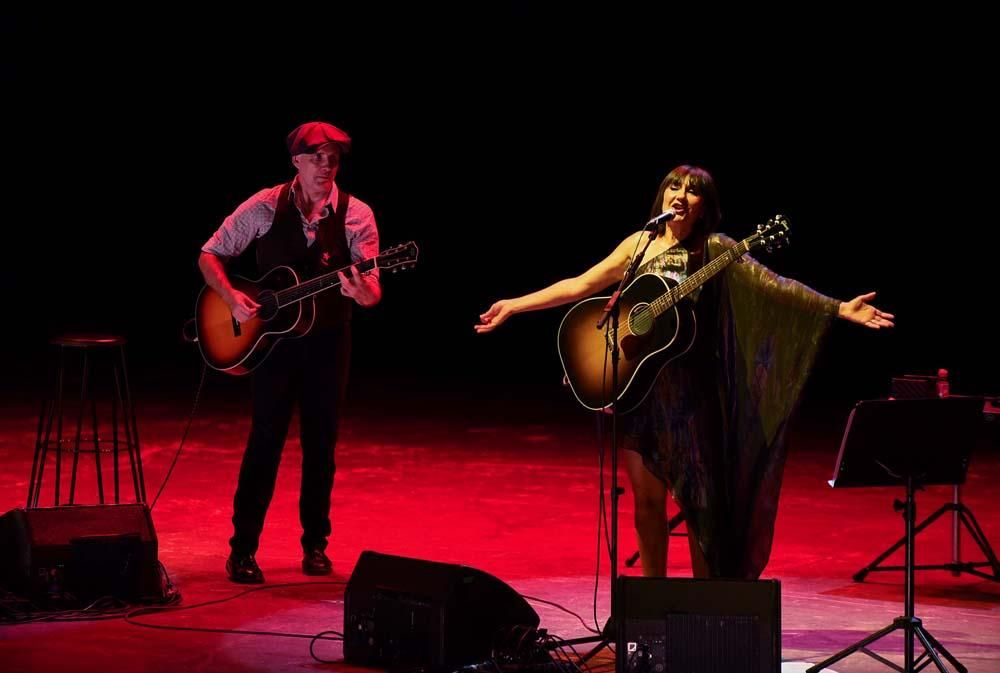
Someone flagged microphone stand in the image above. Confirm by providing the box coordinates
[557,219,662,662]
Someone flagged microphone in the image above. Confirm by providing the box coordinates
[645,208,676,234]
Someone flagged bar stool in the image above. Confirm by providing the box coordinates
[27,334,147,507]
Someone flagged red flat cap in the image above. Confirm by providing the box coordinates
[286,121,352,155]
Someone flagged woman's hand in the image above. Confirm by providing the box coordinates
[839,292,895,329]
[475,300,517,333]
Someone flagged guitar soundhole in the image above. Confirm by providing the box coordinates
[628,303,655,336]
[258,291,279,321]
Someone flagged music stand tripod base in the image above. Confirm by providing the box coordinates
[808,398,982,673]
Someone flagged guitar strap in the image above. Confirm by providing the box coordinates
[685,234,708,274]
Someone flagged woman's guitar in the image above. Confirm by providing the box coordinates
[557,217,789,412]
[195,242,418,375]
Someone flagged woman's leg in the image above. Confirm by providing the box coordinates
[624,450,668,577]
[687,526,710,578]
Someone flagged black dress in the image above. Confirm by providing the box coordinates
[621,234,840,578]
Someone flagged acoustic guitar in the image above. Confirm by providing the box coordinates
[557,217,789,412]
[195,241,418,374]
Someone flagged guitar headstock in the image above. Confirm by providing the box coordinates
[377,241,419,273]
[750,214,790,254]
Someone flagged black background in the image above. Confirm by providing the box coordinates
[3,10,997,415]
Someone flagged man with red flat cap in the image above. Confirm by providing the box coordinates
[199,121,381,583]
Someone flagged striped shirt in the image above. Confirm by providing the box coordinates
[202,178,380,278]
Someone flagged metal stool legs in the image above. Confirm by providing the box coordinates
[27,334,145,507]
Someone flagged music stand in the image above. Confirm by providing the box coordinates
[854,394,1000,583]
[807,397,982,673]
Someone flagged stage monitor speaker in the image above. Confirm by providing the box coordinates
[617,576,780,673]
[343,550,540,669]
[0,504,162,602]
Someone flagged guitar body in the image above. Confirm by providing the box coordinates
[191,241,418,375]
[557,273,697,413]
[195,266,315,375]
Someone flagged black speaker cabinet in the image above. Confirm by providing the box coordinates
[344,550,540,669]
[0,504,161,602]
[617,576,781,673]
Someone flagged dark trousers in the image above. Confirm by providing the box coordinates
[230,325,351,555]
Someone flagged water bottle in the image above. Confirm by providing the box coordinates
[937,368,950,398]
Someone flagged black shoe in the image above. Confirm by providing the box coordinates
[302,548,332,575]
[226,553,264,584]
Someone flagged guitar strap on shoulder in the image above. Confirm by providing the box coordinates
[686,234,708,272]
[336,187,350,217]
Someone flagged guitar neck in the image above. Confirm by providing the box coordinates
[274,257,377,307]
[648,239,752,318]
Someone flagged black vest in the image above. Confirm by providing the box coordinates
[256,183,353,328]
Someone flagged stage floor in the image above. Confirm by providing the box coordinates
[2,384,999,672]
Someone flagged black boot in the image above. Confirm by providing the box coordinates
[302,548,332,575]
[226,553,265,583]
